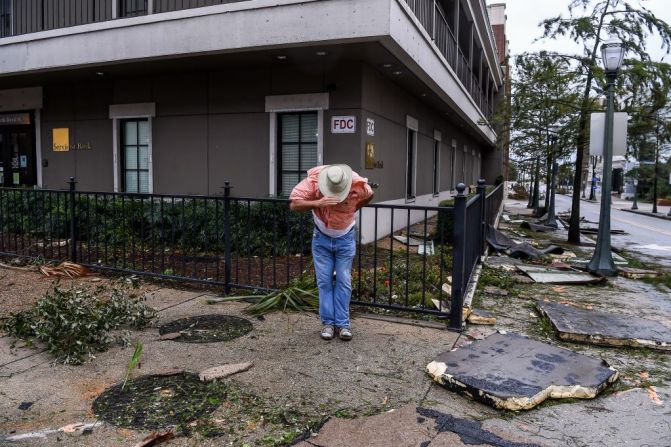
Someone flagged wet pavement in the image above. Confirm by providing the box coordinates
[555,194,671,267]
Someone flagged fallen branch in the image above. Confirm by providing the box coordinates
[40,262,91,278]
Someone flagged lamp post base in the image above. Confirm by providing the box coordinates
[586,254,618,277]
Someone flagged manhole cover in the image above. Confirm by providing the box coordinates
[92,372,227,429]
[158,314,253,343]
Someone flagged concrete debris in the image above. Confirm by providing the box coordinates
[133,431,175,447]
[392,235,434,255]
[618,267,659,279]
[467,309,497,325]
[199,362,253,382]
[427,332,618,411]
[159,332,181,341]
[6,422,97,441]
[484,286,509,296]
[537,301,671,351]
[569,248,629,266]
[517,265,605,285]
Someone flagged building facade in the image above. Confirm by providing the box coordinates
[0,0,504,206]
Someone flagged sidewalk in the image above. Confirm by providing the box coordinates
[2,214,671,446]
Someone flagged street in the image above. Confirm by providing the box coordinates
[555,194,671,267]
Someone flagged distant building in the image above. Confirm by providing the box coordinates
[0,0,504,205]
[485,2,510,184]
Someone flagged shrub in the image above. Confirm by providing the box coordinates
[0,190,314,257]
[434,200,455,244]
[2,279,156,364]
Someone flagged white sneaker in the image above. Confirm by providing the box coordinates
[338,327,353,341]
[321,325,335,340]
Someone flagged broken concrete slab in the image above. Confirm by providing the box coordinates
[467,309,497,325]
[537,301,671,351]
[618,267,659,279]
[199,362,253,382]
[426,332,618,411]
[293,404,542,447]
[516,265,605,285]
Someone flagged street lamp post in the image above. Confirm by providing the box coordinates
[631,177,639,210]
[546,135,559,228]
[532,156,541,214]
[527,164,534,209]
[588,38,625,277]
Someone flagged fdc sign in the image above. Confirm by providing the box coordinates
[331,116,356,133]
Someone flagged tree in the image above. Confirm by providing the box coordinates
[623,66,671,211]
[509,53,580,213]
[540,0,671,242]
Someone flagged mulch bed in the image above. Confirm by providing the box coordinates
[92,372,227,429]
[158,314,253,343]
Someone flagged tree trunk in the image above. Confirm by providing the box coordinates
[568,1,610,243]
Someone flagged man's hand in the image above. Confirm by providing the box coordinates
[290,196,340,211]
[316,196,341,208]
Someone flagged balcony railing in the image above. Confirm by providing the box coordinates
[403,0,493,119]
[0,0,248,38]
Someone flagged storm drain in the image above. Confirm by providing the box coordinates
[159,314,253,343]
[92,372,227,429]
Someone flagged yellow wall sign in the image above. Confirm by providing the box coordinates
[52,128,92,151]
[52,128,70,152]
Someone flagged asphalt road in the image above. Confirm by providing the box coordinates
[554,194,671,267]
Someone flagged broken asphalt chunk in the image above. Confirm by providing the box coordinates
[426,332,618,410]
[537,301,671,351]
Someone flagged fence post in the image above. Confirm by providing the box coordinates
[477,178,487,254]
[223,181,232,294]
[68,177,77,262]
[449,183,467,332]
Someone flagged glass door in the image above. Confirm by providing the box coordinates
[1,127,35,187]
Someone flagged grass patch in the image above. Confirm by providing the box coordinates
[527,316,555,341]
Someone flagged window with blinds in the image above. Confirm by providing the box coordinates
[406,128,416,200]
[277,112,318,197]
[120,119,150,194]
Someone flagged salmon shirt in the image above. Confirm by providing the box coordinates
[289,166,374,237]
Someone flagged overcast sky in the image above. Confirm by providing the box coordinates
[491,0,671,62]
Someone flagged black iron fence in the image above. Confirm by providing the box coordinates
[0,178,503,330]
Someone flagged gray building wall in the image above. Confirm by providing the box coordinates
[39,63,363,195]
[360,65,490,202]
[36,60,491,200]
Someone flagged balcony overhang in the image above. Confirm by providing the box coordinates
[0,0,496,144]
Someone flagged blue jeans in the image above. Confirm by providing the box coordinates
[312,227,356,329]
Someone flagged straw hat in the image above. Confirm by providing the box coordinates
[318,164,353,203]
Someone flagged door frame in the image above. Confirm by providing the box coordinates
[0,110,37,187]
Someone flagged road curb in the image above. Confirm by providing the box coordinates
[620,208,671,222]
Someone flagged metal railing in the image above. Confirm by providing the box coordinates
[402,0,493,120]
[0,0,247,38]
[0,177,502,329]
